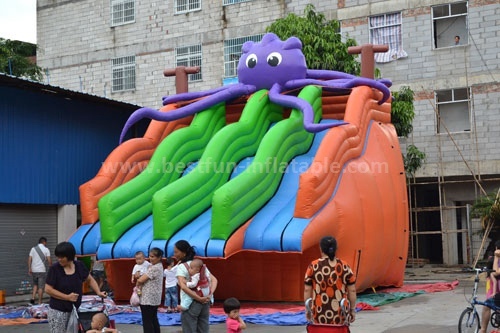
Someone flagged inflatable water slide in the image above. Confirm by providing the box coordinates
[69,83,408,302]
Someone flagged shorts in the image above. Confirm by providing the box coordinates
[32,272,47,289]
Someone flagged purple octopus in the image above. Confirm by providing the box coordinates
[120,33,391,142]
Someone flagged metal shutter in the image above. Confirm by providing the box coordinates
[0,204,57,296]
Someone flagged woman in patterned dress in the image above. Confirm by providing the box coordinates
[136,247,164,333]
[304,236,357,328]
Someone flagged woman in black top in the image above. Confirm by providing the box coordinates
[45,242,107,333]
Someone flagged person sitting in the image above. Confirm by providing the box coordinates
[86,312,117,333]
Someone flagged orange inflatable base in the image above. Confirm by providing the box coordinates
[107,252,314,302]
[106,246,404,302]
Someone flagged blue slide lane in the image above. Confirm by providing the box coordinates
[111,216,154,259]
[68,223,93,255]
[242,119,335,251]
[68,222,102,256]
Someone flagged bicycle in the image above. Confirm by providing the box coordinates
[458,267,500,333]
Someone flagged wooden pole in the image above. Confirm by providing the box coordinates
[163,66,200,94]
[347,44,389,79]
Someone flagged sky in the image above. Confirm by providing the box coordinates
[0,0,37,43]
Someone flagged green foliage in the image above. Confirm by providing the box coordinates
[470,191,500,223]
[266,4,360,75]
[392,86,415,138]
[403,145,426,178]
[392,86,425,178]
[0,38,43,81]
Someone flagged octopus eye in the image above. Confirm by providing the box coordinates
[246,54,258,68]
[267,52,282,67]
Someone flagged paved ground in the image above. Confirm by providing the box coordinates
[0,266,489,332]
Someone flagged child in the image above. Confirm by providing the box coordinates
[131,251,151,296]
[223,297,246,333]
[163,257,179,312]
[177,258,211,311]
[86,312,117,333]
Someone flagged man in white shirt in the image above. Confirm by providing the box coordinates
[28,237,52,305]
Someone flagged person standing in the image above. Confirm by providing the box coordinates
[136,247,164,333]
[174,240,218,333]
[223,297,246,333]
[28,237,52,305]
[45,242,107,333]
[163,257,179,312]
[304,236,357,329]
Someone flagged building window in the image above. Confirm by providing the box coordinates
[112,56,136,92]
[369,12,407,63]
[175,0,201,14]
[435,88,470,133]
[432,2,468,48]
[111,0,135,26]
[175,45,202,82]
[223,34,264,79]
[223,0,251,5]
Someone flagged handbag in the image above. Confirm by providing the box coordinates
[130,286,140,306]
[66,305,80,333]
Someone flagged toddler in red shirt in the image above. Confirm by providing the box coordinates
[223,297,246,333]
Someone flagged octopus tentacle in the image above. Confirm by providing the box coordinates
[162,86,231,105]
[268,84,347,133]
[119,107,162,143]
[377,78,392,88]
[306,69,356,80]
[339,77,391,104]
[284,77,391,105]
[284,78,354,90]
[120,83,257,143]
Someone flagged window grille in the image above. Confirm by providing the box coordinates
[369,12,407,63]
[435,87,471,133]
[175,45,202,82]
[223,0,251,6]
[111,0,135,26]
[175,0,201,14]
[112,56,136,92]
[431,2,468,48]
[223,34,264,78]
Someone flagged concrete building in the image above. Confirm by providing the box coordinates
[36,0,500,265]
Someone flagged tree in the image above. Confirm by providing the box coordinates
[392,86,426,178]
[0,38,43,81]
[266,4,360,75]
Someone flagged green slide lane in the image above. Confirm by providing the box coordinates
[99,103,226,243]
[152,89,283,240]
[211,85,323,239]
